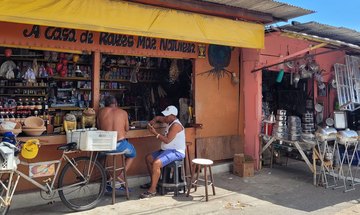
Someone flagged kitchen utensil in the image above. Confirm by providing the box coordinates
[293,73,300,88]
[315,126,337,141]
[302,117,313,123]
[276,115,287,121]
[337,128,358,145]
[276,121,287,127]
[315,103,323,112]
[277,109,286,116]
[325,118,334,126]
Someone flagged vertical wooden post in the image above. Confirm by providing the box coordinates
[92,51,100,112]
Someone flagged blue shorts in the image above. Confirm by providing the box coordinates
[151,149,185,167]
[108,139,136,158]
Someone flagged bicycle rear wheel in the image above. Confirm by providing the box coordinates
[58,157,106,211]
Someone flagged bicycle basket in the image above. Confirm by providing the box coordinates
[0,143,16,170]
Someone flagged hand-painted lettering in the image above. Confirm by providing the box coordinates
[23,25,40,38]
[137,36,156,49]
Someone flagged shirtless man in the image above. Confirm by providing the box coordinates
[97,95,136,184]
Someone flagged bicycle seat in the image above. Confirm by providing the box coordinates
[57,142,77,151]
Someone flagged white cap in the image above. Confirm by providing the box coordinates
[161,105,178,116]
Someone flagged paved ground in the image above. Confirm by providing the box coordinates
[7,160,360,215]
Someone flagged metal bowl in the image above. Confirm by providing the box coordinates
[337,129,358,145]
[316,126,337,136]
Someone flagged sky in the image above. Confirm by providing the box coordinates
[273,0,360,31]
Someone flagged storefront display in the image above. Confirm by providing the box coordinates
[0,43,194,135]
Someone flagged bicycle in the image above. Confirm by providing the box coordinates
[0,139,107,215]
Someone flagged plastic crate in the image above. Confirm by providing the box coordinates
[0,143,16,171]
[67,129,117,151]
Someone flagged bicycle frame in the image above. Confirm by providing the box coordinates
[0,150,99,207]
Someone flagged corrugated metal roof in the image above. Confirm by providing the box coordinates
[199,0,314,22]
[279,21,360,47]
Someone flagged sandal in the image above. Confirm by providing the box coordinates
[140,191,156,199]
[106,182,132,193]
[140,182,151,189]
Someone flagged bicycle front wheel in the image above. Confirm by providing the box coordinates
[58,157,106,211]
[0,173,15,215]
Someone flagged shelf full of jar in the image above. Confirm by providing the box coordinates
[0,97,50,124]
[0,88,47,96]
[9,57,91,65]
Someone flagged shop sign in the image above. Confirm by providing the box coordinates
[21,25,197,56]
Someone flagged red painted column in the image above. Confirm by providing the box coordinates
[241,48,262,169]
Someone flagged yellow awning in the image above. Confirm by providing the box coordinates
[0,0,264,48]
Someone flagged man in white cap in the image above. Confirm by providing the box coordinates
[140,105,186,198]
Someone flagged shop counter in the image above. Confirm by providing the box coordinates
[13,127,195,192]
[16,127,168,145]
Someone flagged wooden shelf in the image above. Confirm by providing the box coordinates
[102,64,157,70]
[0,94,46,97]
[11,57,91,65]
[52,77,91,81]
[100,79,159,83]
[49,107,85,111]
[2,86,48,88]
[101,79,129,82]
[77,88,91,91]
[100,88,126,91]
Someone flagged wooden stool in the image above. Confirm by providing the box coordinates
[186,158,215,201]
[157,159,186,196]
[185,142,193,182]
[105,152,129,204]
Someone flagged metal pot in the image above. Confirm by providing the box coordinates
[274,132,288,139]
[302,123,315,129]
[337,129,358,144]
[302,128,315,133]
[315,126,337,141]
[288,116,301,123]
[273,126,287,133]
[277,109,286,116]
[303,112,313,118]
[302,117,313,123]
[276,115,287,121]
[276,121,287,127]
[316,126,337,136]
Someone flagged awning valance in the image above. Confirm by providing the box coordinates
[0,0,264,48]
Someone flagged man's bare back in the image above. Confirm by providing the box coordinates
[97,107,129,141]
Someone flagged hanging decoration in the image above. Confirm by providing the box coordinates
[198,44,238,86]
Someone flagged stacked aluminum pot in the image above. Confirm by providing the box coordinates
[301,112,316,144]
[273,109,288,139]
[288,116,301,141]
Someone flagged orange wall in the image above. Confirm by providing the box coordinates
[194,48,241,138]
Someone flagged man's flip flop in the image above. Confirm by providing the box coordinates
[140,191,156,199]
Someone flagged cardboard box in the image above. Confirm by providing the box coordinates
[234,153,244,164]
[233,154,254,177]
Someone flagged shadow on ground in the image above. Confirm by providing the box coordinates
[214,159,360,213]
[8,159,360,214]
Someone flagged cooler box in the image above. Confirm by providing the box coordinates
[66,129,117,151]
